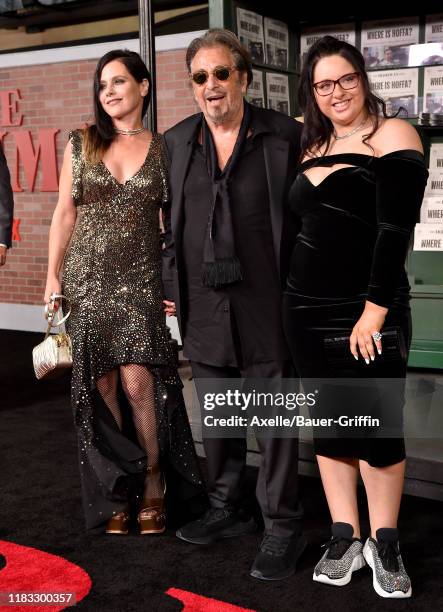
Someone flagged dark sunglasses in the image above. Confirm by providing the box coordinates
[190,66,237,86]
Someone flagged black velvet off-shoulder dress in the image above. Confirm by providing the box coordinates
[283,150,428,466]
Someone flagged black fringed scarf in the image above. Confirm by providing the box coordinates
[201,101,251,288]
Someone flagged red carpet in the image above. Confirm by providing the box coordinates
[1,330,442,611]
[166,588,256,611]
[0,542,256,611]
[0,541,91,610]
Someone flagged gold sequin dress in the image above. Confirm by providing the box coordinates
[63,130,205,529]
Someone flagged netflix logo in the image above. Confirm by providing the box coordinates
[12,218,21,241]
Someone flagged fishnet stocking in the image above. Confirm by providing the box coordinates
[96,369,122,429]
[120,364,163,500]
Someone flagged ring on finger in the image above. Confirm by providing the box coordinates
[372,331,382,342]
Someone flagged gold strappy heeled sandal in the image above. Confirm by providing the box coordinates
[138,465,166,535]
[106,509,130,535]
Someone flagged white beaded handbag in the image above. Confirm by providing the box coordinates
[32,293,72,380]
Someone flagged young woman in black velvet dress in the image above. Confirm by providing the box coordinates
[283,36,427,598]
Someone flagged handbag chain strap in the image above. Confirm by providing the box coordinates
[44,293,72,340]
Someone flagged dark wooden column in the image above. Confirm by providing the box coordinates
[138,0,157,131]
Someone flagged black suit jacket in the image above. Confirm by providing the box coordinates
[162,103,302,337]
[0,144,14,248]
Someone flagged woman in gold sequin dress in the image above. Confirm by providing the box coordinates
[44,50,205,533]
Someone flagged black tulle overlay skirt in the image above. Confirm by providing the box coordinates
[68,323,207,530]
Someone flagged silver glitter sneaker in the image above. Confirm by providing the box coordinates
[363,528,412,598]
[313,522,365,586]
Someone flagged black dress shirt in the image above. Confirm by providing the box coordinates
[182,125,288,368]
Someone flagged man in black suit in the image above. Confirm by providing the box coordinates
[0,143,14,266]
[162,29,304,581]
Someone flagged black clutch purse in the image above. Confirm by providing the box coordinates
[323,326,407,367]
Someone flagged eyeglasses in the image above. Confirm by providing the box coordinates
[313,72,360,96]
[190,66,237,86]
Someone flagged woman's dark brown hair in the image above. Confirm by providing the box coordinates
[83,49,152,164]
[298,36,397,158]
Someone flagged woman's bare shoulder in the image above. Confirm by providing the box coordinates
[373,117,423,156]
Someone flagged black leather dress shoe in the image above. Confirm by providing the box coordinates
[176,507,256,545]
[250,533,307,581]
